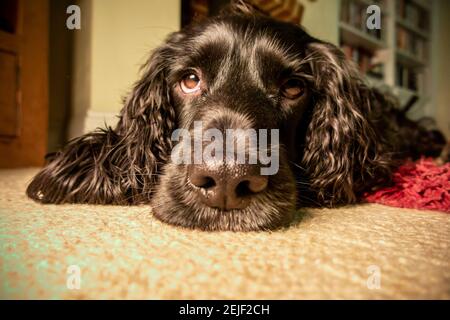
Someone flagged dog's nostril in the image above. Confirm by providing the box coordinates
[235,176,268,197]
[199,176,216,189]
[190,174,216,189]
[235,180,251,197]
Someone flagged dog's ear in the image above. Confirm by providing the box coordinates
[300,42,392,205]
[26,35,178,204]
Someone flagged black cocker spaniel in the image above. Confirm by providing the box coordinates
[27,1,446,231]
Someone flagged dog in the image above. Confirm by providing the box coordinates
[26,1,446,231]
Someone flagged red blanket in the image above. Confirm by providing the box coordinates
[364,158,450,213]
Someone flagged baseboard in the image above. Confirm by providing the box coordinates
[68,110,120,139]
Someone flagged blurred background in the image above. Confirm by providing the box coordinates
[0,0,448,168]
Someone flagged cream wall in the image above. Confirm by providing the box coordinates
[299,0,340,45]
[69,0,180,137]
[90,0,180,113]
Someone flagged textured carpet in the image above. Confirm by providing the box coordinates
[0,169,449,299]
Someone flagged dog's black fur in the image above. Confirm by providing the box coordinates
[27,2,446,231]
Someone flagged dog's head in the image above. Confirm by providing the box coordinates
[27,1,392,231]
[126,2,390,231]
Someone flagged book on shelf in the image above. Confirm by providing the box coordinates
[405,2,419,26]
[396,26,427,61]
[396,63,424,92]
[396,27,407,49]
[341,44,353,60]
[396,0,430,32]
[340,0,350,23]
[340,0,384,41]
[341,44,383,77]
[417,8,430,31]
[396,0,406,19]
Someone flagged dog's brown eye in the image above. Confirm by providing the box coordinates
[280,79,304,99]
[180,73,201,93]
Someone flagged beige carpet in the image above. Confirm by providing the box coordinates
[0,168,448,299]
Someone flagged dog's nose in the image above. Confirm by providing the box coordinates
[188,164,268,210]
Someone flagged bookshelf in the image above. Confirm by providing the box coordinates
[338,0,432,111]
[339,21,386,52]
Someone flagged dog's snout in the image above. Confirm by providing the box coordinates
[188,164,268,211]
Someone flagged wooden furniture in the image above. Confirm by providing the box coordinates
[181,0,304,27]
[0,0,49,167]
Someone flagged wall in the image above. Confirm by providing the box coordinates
[299,0,340,45]
[48,0,73,151]
[69,0,180,138]
[69,0,91,139]
[431,0,450,138]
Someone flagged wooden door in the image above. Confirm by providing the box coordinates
[0,0,48,167]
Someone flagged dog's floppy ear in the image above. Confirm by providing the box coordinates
[26,35,178,204]
[300,42,392,205]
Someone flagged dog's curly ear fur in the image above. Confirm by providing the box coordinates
[300,42,392,205]
[26,36,177,204]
